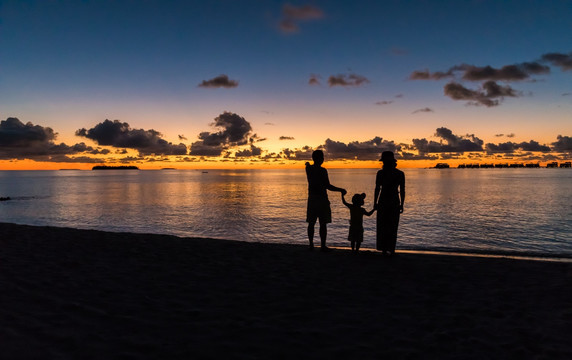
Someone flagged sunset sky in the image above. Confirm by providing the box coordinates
[1,0,571,169]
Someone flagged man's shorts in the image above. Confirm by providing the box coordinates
[306,197,332,224]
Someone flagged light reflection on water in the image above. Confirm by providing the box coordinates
[0,168,571,256]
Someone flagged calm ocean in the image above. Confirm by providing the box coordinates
[1,168,571,257]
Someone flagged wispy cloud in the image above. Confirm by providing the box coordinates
[412,107,434,114]
[279,4,324,33]
[328,73,369,87]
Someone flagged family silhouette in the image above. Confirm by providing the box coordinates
[305,150,405,255]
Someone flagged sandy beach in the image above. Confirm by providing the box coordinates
[1,222,571,359]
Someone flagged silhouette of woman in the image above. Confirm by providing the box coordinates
[373,151,405,255]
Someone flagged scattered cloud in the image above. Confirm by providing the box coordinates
[410,62,549,82]
[409,69,455,80]
[552,135,572,152]
[486,140,551,153]
[198,74,239,88]
[459,62,550,82]
[0,117,97,160]
[234,145,263,158]
[444,81,519,107]
[395,94,404,98]
[323,137,400,160]
[279,4,324,33]
[308,74,321,86]
[412,107,433,114]
[264,122,275,126]
[562,93,571,96]
[279,136,295,140]
[541,52,572,71]
[412,127,484,153]
[328,73,370,87]
[76,120,187,156]
[178,134,187,141]
[375,100,393,106]
[189,112,255,157]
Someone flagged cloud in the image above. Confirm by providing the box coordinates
[308,74,321,86]
[76,119,187,156]
[189,112,255,157]
[409,69,454,80]
[552,135,572,151]
[279,4,324,33]
[178,134,187,141]
[494,133,516,138]
[459,62,550,81]
[0,117,96,160]
[541,52,572,71]
[264,122,275,126]
[395,94,404,98]
[279,136,295,140]
[412,127,484,153]
[562,93,571,96]
[328,73,370,87]
[188,142,223,156]
[412,107,433,114]
[375,100,393,106]
[486,140,550,153]
[323,137,400,160]
[234,145,263,158]
[443,81,519,107]
[411,62,550,82]
[198,74,239,88]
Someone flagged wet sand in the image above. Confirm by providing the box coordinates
[1,222,571,359]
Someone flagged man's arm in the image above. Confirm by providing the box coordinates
[327,183,346,195]
[324,170,346,195]
[364,208,375,216]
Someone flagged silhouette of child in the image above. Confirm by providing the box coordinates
[342,193,375,252]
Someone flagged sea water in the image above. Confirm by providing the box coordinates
[0,168,571,256]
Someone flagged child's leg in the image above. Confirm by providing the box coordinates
[356,241,361,251]
[351,240,355,251]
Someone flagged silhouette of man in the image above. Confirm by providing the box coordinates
[374,151,405,256]
[305,150,346,251]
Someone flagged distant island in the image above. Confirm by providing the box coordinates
[92,166,139,170]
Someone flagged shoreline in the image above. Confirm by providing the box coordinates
[2,221,571,262]
[2,222,571,358]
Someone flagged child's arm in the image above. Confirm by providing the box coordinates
[341,193,351,208]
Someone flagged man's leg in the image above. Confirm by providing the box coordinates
[307,221,315,250]
[319,222,328,250]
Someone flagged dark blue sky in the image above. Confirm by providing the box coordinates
[1,0,571,167]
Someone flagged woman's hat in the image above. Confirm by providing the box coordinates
[380,151,395,162]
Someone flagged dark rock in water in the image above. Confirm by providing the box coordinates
[92,166,139,170]
[0,197,11,201]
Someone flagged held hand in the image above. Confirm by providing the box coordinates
[399,204,404,213]
[305,162,310,166]
[341,189,347,196]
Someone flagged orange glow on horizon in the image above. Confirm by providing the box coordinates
[1,157,566,171]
